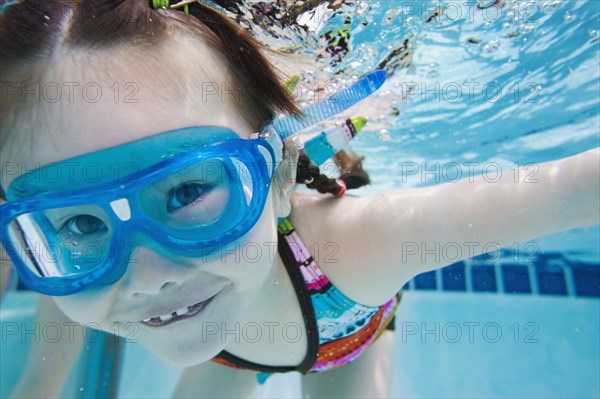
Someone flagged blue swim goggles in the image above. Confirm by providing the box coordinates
[1,127,282,295]
[0,70,387,296]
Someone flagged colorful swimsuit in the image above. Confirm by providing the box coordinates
[212,218,401,374]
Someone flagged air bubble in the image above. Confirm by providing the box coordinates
[483,40,500,53]
[521,23,536,33]
[356,2,369,16]
[378,129,391,141]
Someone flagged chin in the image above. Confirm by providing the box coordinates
[140,330,227,367]
[134,303,237,367]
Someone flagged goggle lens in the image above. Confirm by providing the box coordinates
[7,204,113,278]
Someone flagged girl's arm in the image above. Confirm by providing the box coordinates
[294,148,599,305]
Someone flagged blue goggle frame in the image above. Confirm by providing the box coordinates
[0,127,279,295]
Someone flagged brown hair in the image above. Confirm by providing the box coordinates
[296,153,345,195]
[0,0,298,124]
[0,0,344,196]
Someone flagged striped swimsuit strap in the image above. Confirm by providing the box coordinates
[212,218,400,374]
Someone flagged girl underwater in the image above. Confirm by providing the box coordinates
[0,1,599,398]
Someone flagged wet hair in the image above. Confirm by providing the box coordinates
[0,0,342,195]
[296,153,345,196]
[0,0,297,125]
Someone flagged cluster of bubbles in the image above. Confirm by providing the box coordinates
[231,0,597,157]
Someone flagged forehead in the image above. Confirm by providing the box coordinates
[1,38,254,189]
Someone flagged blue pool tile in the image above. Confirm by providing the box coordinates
[471,265,497,292]
[442,262,466,291]
[536,263,568,296]
[536,253,566,263]
[501,264,531,294]
[414,271,437,290]
[570,263,600,297]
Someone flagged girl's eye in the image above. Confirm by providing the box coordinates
[65,215,107,235]
[167,183,210,212]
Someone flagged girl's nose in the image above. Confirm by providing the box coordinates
[118,244,193,298]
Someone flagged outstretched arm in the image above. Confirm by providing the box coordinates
[293,148,599,304]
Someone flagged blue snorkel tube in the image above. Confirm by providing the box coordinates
[261,70,387,144]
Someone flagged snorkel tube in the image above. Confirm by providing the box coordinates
[259,70,386,200]
[262,69,387,143]
[303,116,368,165]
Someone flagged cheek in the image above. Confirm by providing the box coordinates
[203,194,277,294]
[52,288,116,327]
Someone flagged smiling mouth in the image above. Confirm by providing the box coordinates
[141,296,216,327]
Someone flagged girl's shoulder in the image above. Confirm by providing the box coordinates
[289,191,370,230]
[287,192,390,305]
[288,191,349,238]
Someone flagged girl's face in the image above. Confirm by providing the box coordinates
[1,44,280,365]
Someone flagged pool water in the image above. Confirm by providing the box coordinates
[1,0,599,397]
[3,284,598,398]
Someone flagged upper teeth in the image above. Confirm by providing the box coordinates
[144,305,194,323]
[158,313,173,322]
[140,296,217,326]
[175,306,189,316]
